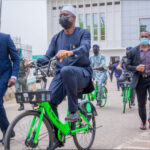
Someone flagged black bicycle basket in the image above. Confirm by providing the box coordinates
[15,90,51,104]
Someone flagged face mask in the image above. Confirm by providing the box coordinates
[93,49,99,55]
[59,16,73,29]
[140,38,149,45]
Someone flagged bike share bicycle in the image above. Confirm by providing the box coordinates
[119,72,133,113]
[4,57,97,150]
[83,80,108,107]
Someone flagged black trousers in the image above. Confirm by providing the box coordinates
[130,88,136,104]
[136,76,150,125]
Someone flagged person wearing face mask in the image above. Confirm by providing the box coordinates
[26,4,94,149]
[15,49,30,111]
[126,31,150,130]
[117,46,136,106]
[89,44,107,106]
[111,59,122,91]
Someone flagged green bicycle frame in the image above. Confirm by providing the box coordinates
[84,84,98,101]
[84,84,106,101]
[26,102,91,144]
[122,87,131,102]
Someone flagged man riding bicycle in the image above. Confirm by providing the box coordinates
[26,4,94,149]
[117,46,136,105]
[90,44,107,106]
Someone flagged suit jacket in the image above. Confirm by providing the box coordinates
[0,33,20,83]
[126,45,141,88]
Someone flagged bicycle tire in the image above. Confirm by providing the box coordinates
[123,100,126,113]
[129,100,132,109]
[72,114,96,150]
[4,110,53,150]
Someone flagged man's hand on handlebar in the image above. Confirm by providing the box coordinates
[57,50,74,63]
[93,66,103,70]
[25,60,37,68]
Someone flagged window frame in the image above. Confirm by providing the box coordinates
[139,18,150,34]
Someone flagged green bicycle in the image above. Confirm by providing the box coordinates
[4,57,97,150]
[83,82,107,107]
[120,81,132,113]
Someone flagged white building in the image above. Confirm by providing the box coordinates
[1,0,150,64]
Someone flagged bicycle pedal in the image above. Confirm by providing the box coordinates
[67,118,81,123]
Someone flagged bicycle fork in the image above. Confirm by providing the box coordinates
[127,88,131,102]
[26,108,44,147]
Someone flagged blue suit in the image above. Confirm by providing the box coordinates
[38,27,93,114]
[0,33,20,134]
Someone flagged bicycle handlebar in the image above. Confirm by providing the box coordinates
[28,56,57,80]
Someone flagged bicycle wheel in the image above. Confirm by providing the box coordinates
[129,100,132,108]
[5,111,53,150]
[72,114,96,150]
[100,87,108,107]
[123,100,127,113]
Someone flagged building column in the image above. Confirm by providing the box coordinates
[83,0,86,29]
[112,0,115,47]
[105,0,107,48]
[97,0,100,44]
[90,0,93,42]
[76,0,79,26]
[0,0,2,31]
[47,0,53,45]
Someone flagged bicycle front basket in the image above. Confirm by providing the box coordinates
[15,90,51,104]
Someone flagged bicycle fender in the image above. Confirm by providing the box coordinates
[78,100,98,116]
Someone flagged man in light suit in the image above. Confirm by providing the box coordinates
[0,33,20,144]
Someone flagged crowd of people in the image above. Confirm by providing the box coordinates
[0,4,150,149]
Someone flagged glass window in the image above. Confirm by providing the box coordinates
[140,18,150,33]
[79,14,84,28]
[100,13,105,40]
[93,13,98,41]
[86,14,91,32]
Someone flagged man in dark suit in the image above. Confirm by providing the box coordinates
[126,31,150,130]
[0,33,20,144]
[27,5,94,149]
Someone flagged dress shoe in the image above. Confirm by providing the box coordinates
[11,130,15,138]
[140,123,147,130]
[96,100,102,106]
[0,137,4,144]
[65,113,80,122]
[0,130,15,145]
[18,104,24,111]
[131,102,135,106]
[47,140,64,150]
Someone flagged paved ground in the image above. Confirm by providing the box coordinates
[1,78,150,149]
